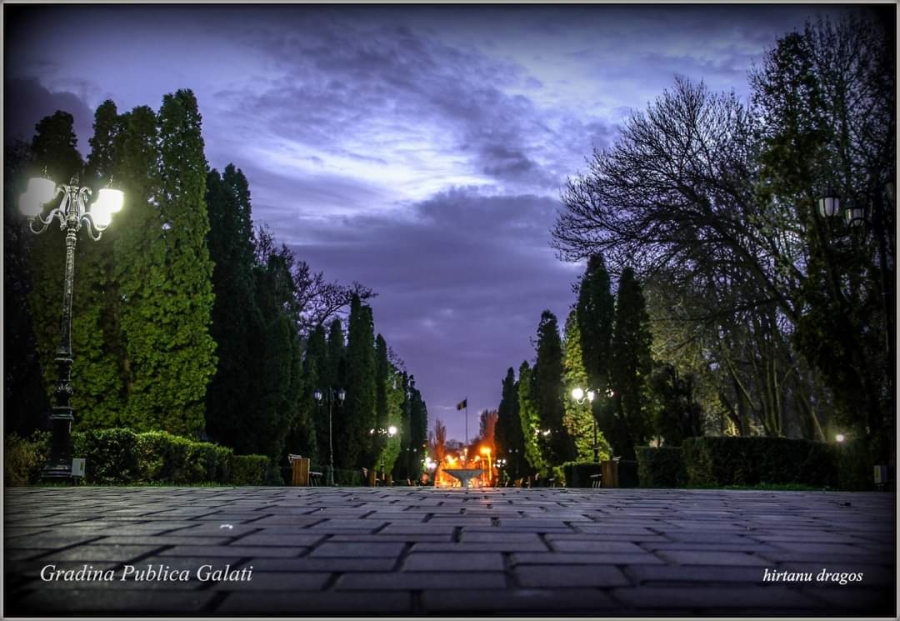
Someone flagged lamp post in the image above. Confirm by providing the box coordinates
[509,447,520,481]
[313,387,345,486]
[370,425,398,484]
[817,184,895,472]
[571,386,614,463]
[19,175,124,481]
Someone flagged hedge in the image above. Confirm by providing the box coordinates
[4,432,51,486]
[681,436,841,488]
[636,447,685,488]
[4,428,270,486]
[562,461,602,488]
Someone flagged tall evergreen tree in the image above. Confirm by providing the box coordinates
[297,323,327,464]
[374,334,399,474]
[577,254,615,392]
[563,309,609,461]
[67,102,128,429]
[496,367,526,480]
[31,111,83,182]
[517,361,545,474]
[249,244,302,459]
[576,254,616,456]
[84,100,121,184]
[122,90,217,437]
[5,139,50,436]
[112,105,161,429]
[394,371,412,481]
[532,311,574,464]
[610,267,654,459]
[343,295,376,468]
[325,318,350,467]
[204,164,260,448]
[407,375,428,480]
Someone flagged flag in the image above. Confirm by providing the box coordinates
[456,398,467,410]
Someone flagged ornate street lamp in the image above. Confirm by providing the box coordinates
[817,184,895,477]
[571,385,614,463]
[313,387,345,486]
[370,425,398,484]
[19,175,124,481]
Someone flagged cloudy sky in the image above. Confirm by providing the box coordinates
[5,3,851,443]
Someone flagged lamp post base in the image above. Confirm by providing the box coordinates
[41,463,74,483]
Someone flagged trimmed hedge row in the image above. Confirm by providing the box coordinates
[636,437,876,491]
[4,429,270,486]
[562,461,603,488]
[681,436,839,488]
[636,447,685,488]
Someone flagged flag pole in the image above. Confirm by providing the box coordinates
[465,397,469,449]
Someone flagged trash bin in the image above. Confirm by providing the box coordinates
[601,460,618,488]
[289,455,310,486]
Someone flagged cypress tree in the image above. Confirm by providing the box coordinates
[325,318,350,467]
[576,253,616,456]
[123,90,216,436]
[496,367,526,480]
[204,164,260,448]
[563,309,608,461]
[407,376,428,480]
[533,310,573,464]
[68,102,127,429]
[517,361,545,473]
[5,139,50,435]
[344,295,376,468]
[610,267,654,459]
[112,105,161,429]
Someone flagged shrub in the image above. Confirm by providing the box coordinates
[4,432,51,486]
[187,442,222,483]
[5,426,271,487]
[682,436,839,488]
[549,465,566,487]
[636,447,685,487]
[215,446,234,483]
[136,431,193,483]
[332,467,364,487]
[230,455,269,485]
[617,460,640,487]
[562,461,603,488]
[834,439,876,491]
[72,428,141,484]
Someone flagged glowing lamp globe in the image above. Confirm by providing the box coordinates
[96,188,124,213]
[818,195,841,218]
[19,177,57,217]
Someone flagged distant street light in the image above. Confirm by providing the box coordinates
[313,387,345,486]
[20,175,124,481]
[571,386,614,463]
[835,434,846,444]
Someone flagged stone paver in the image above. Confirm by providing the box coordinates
[3,487,894,616]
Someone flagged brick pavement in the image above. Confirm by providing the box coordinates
[3,487,895,616]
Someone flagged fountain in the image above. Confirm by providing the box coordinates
[442,468,484,488]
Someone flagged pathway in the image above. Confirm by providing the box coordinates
[4,487,895,616]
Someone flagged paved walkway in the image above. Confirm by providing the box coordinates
[4,487,895,616]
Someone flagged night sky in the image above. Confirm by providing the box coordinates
[5,4,850,443]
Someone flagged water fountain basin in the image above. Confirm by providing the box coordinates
[443,468,484,488]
